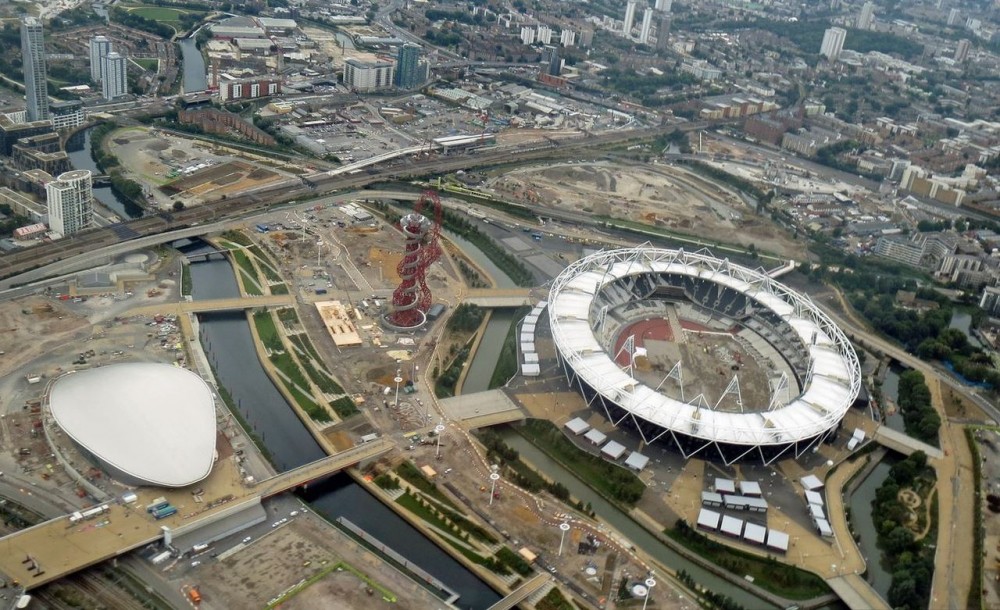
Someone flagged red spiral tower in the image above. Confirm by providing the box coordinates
[387,191,442,328]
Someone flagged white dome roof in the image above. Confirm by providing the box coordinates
[49,363,217,488]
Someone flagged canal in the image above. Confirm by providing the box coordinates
[65,128,141,220]
[178,35,209,93]
[846,456,895,600]
[184,243,501,609]
[445,231,522,396]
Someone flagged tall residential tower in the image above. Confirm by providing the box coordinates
[20,17,49,122]
[46,170,93,236]
[820,27,847,61]
[101,51,127,100]
[89,36,111,83]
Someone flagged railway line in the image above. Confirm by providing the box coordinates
[0,122,708,283]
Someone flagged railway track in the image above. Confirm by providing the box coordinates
[0,122,708,284]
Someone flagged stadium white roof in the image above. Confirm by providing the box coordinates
[49,363,216,488]
[548,247,861,453]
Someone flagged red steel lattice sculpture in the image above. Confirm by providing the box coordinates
[387,191,442,328]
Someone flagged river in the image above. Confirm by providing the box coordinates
[497,428,778,609]
[846,457,895,600]
[949,310,983,348]
[65,128,141,220]
[178,36,209,93]
[183,242,501,609]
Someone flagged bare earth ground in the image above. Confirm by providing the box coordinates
[487,161,806,259]
[0,297,89,379]
[197,514,445,610]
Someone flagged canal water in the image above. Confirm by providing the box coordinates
[497,428,778,609]
[445,231,522,395]
[184,243,501,609]
[881,365,905,432]
[65,128,141,220]
[178,36,209,93]
[949,310,983,348]
[846,457,895,599]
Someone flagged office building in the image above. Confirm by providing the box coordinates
[623,0,638,37]
[656,14,672,50]
[857,1,875,29]
[20,17,49,123]
[820,27,847,61]
[101,51,127,100]
[343,58,394,92]
[46,169,93,236]
[547,47,561,76]
[89,36,111,83]
[639,8,654,44]
[955,38,971,62]
[655,0,672,11]
[395,44,424,89]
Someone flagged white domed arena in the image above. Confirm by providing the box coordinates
[48,363,217,487]
[548,247,861,464]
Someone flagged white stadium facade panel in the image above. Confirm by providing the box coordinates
[548,247,861,465]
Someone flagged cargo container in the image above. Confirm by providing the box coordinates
[191,543,209,553]
[146,497,167,512]
[152,505,177,520]
[147,502,170,514]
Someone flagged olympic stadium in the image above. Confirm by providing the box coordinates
[48,363,217,487]
[547,247,861,464]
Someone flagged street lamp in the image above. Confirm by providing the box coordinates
[434,424,446,459]
[488,472,500,506]
[641,577,656,610]
[558,522,570,556]
[393,372,403,409]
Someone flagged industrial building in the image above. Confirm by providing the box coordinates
[47,363,217,488]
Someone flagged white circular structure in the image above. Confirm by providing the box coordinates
[548,247,861,464]
[49,363,217,487]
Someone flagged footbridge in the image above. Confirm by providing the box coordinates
[0,440,392,590]
[826,574,891,610]
[486,573,551,610]
[125,294,295,317]
[873,425,944,459]
[463,288,533,308]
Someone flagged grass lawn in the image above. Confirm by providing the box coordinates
[129,6,188,20]
[133,58,158,71]
[253,311,283,352]
[240,271,263,296]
